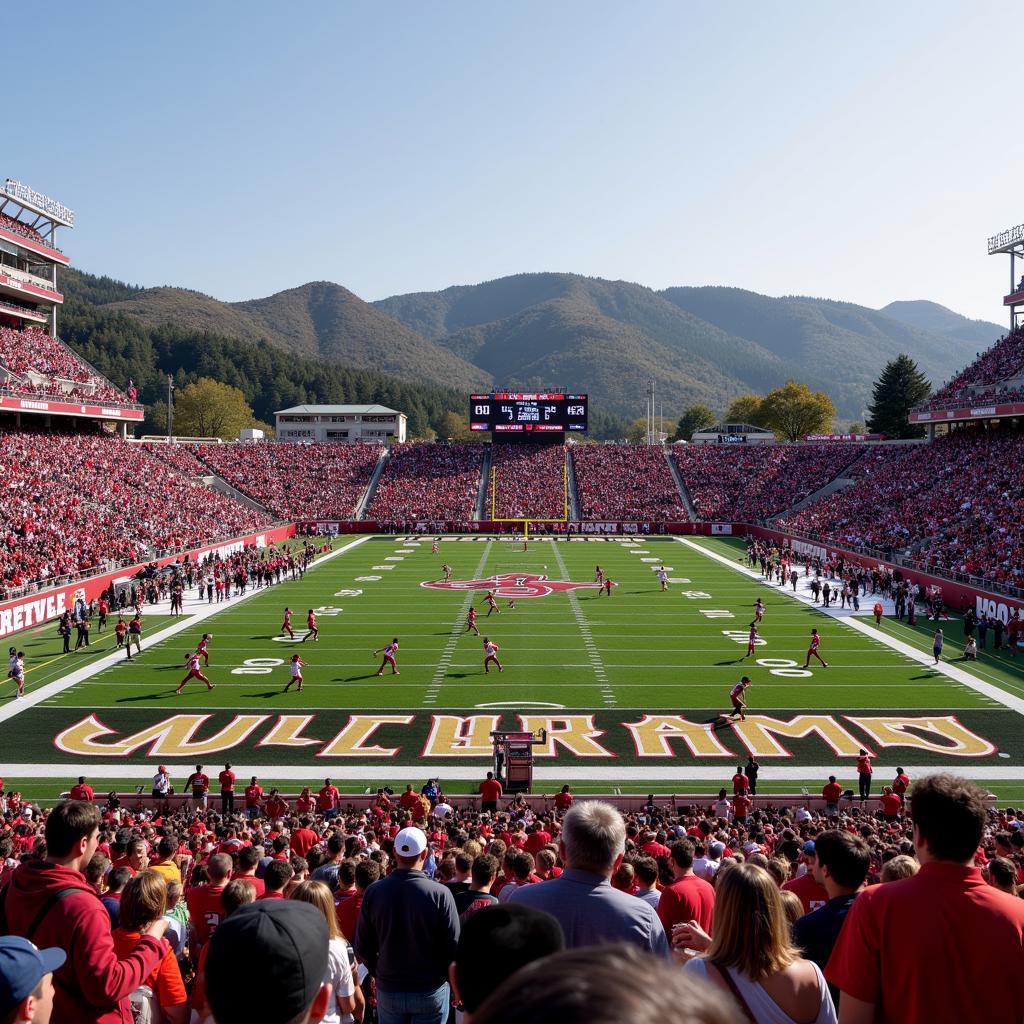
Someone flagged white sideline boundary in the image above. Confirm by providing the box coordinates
[0,535,372,729]
[675,537,1024,717]
[2,764,1022,782]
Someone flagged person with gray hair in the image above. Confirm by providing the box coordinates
[509,801,669,955]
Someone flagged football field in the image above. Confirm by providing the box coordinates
[3,534,1024,801]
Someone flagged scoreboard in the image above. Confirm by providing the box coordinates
[469,392,588,433]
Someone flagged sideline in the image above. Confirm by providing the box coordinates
[0,535,372,728]
[675,537,1024,717]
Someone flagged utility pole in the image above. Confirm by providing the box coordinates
[167,373,175,441]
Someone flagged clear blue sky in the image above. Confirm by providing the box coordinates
[9,2,1019,321]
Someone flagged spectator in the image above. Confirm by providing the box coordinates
[509,802,669,956]
[634,856,662,909]
[186,852,231,947]
[782,841,829,915]
[471,943,736,1024]
[0,934,65,1024]
[370,443,485,520]
[478,773,502,813]
[335,859,379,941]
[259,860,294,900]
[354,826,460,1024]
[289,879,363,1024]
[1,800,167,1024]
[827,773,1024,1023]
[100,866,132,929]
[449,904,565,1022]
[112,872,189,1024]
[147,836,181,886]
[232,845,265,898]
[657,839,715,935]
[573,445,688,521]
[205,901,332,1024]
[453,854,500,921]
[680,862,837,1023]
[878,854,918,884]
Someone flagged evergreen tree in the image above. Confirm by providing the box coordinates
[866,355,932,439]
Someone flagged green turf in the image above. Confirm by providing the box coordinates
[2,533,1023,796]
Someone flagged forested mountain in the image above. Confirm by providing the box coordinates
[879,300,1005,347]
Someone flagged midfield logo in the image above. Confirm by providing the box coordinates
[421,572,603,599]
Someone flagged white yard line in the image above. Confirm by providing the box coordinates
[4,763,1021,782]
[0,536,372,729]
[550,540,615,707]
[424,541,494,705]
[676,537,1024,717]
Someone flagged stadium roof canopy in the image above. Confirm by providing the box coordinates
[274,404,402,416]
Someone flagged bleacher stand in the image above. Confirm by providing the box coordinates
[573,445,688,521]
[488,445,567,520]
[369,442,484,520]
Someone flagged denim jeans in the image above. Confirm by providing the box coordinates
[376,982,449,1024]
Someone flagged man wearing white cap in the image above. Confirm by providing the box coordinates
[354,826,459,1024]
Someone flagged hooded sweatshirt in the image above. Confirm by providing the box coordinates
[3,860,163,1024]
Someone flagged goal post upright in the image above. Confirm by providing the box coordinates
[489,453,570,541]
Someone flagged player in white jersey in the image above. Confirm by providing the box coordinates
[753,598,765,622]
[657,567,669,592]
[177,651,214,695]
[284,653,305,692]
[374,638,400,676]
[483,637,503,673]
[725,677,752,721]
[9,650,25,698]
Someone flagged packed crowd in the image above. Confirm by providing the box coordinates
[368,443,485,521]
[0,770,1021,1024]
[925,325,1024,407]
[0,432,271,592]
[0,212,47,247]
[673,443,863,522]
[487,444,567,520]
[781,431,1024,586]
[196,442,382,520]
[138,442,217,479]
[572,444,689,521]
[0,326,132,405]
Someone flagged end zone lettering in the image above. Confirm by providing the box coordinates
[0,592,67,638]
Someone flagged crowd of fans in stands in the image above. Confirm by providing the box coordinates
[488,444,567,520]
[572,444,689,521]
[0,326,132,405]
[674,443,863,523]
[139,442,216,479]
[0,212,48,247]
[0,433,270,592]
[781,431,1024,587]
[196,442,382,521]
[0,770,1021,1023]
[924,325,1024,408]
[369,443,484,521]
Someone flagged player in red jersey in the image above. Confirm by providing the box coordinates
[483,591,500,617]
[601,577,614,596]
[802,627,828,668]
[281,607,295,640]
[303,608,319,642]
[743,622,759,659]
[594,565,604,584]
[177,651,214,695]
[465,606,481,635]
[431,538,439,554]
[374,638,400,676]
[725,677,752,721]
[483,637,503,673]
[284,653,305,692]
[197,632,212,666]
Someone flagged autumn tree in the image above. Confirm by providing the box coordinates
[172,378,260,440]
[759,381,836,442]
[626,416,676,444]
[724,395,767,426]
[671,404,716,442]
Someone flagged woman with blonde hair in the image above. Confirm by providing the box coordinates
[679,862,836,1023]
[289,879,364,1023]
[112,871,189,1024]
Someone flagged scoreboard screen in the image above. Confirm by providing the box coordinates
[469,393,588,433]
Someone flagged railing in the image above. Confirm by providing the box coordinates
[0,384,144,412]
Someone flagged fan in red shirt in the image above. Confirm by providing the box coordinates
[553,785,574,812]
[185,853,232,947]
[732,767,750,795]
[782,841,829,913]
[657,839,716,934]
[184,766,210,808]
[296,787,316,815]
[879,786,903,821]
[317,778,340,818]
[69,776,94,801]
[243,777,263,818]
[265,790,289,819]
[827,773,1024,1024]
[289,816,319,859]
[479,773,503,812]
[217,764,236,815]
[732,793,753,823]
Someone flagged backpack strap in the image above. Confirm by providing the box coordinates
[707,962,757,1024]
[24,887,85,943]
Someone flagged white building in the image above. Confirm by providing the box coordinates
[274,404,407,444]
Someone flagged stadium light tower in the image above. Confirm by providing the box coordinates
[988,221,1024,331]
[167,373,175,440]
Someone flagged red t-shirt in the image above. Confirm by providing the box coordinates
[318,785,340,811]
[296,795,316,815]
[290,827,318,859]
[266,796,288,818]
[782,872,829,914]
[479,779,503,802]
[524,831,552,855]
[69,784,94,801]
[554,792,574,811]
[186,883,226,945]
[258,890,285,900]
[218,770,235,792]
[187,773,210,794]
[232,874,265,898]
[656,874,716,934]
[827,862,1024,1023]
[733,795,752,817]
[822,782,843,802]
[641,841,671,858]
[244,785,263,808]
[732,773,750,794]
[335,891,364,941]
[880,793,902,816]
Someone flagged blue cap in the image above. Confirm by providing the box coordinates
[0,936,65,1014]
[802,840,816,855]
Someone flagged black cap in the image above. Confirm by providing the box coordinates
[205,901,328,1024]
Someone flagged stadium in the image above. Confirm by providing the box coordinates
[0,175,1022,810]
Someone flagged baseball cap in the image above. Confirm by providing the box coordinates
[394,826,427,858]
[709,841,726,856]
[0,936,66,1016]
[802,840,816,855]
[205,901,328,1024]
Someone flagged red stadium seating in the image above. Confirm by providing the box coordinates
[369,442,484,520]
[572,444,688,521]
[0,212,47,247]
[924,326,1024,408]
[487,445,567,520]
[0,432,270,592]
